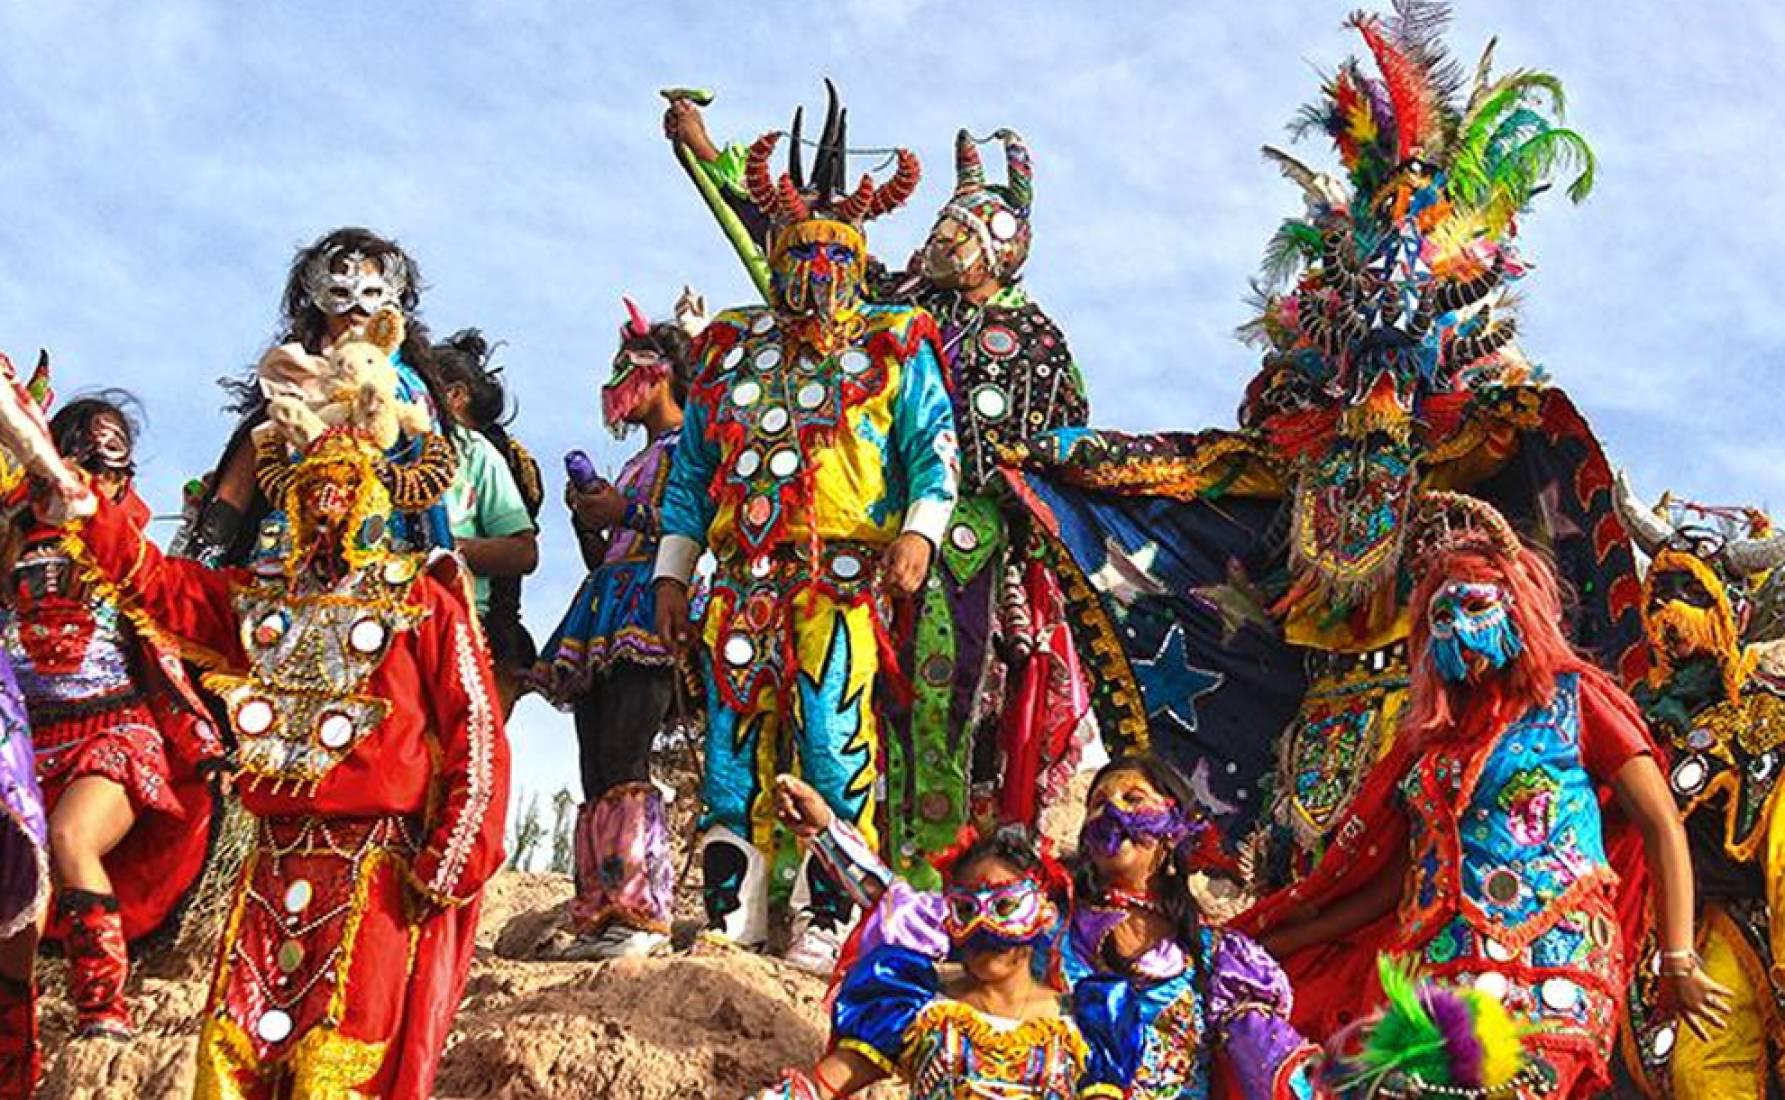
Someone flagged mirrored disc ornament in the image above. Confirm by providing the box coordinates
[1473,972,1509,1002]
[1685,726,1715,751]
[1671,755,1708,796]
[381,558,417,585]
[348,618,387,655]
[256,1009,294,1044]
[317,712,355,750]
[722,345,745,371]
[722,633,755,667]
[796,382,827,410]
[1484,937,1517,963]
[949,524,980,552]
[750,555,774,579]
[731,380,762,408]
[979,327,1018,359]
[840,349,870,375]
[760,407,790,434]
[972,386,1010,420]
[767,450,800,478]
[277,939,306,974]
[734,450,762,478]
[1540,978,1581,1012]
[283,879,313,914]
[750,313,774,335]
[744,495,773,527]
[989,210,1020,241]
[237,698,276,736]
[1650,1023,1676,1059]
[1483,869,1521,905]
[252,612,289,648]
[831,553,863,581]
[754,346,781,370]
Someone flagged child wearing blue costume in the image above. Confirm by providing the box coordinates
[751,779,1134,1099]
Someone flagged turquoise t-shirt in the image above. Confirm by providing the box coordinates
[444,426,534,614]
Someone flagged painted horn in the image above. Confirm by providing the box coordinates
[1726,531,1785,577]
[1613,469,1673,558]
[621,296,651,339]
[999,127,1032,213]
[954,128,985,196]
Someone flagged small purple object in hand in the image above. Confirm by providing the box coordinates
[565,450,604,492]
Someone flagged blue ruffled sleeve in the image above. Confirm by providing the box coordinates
[1071,973,1142,1097]
[831,944,941,1076]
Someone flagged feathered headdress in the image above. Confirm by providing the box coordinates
[1242,2,1596,417]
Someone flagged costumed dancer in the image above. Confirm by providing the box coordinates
[653,84,960,970]
[0,335,510,1098]
[1614,474,1785,1098]
[430,330,542,715]
[532,296,693,960]
[0,419,45,1097]
[1245,492,1726,1098]
[667,94,1092,877]
[749,814,1134,1100]
[1001,2,1645,892]
[176,227,455,567]
[779,754,1322,1099]
[0,383,226,1055]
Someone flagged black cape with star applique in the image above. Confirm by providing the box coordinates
[1003,385,1647,841]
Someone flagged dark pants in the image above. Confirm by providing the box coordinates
[573,663,677,802]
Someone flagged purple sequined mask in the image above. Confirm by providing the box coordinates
[1080,802,1193,861]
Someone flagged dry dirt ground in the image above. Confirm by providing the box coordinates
[33,772,1094,1098]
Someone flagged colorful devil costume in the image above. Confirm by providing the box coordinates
[0,382,227,1048]
[1003,4,1643,882]
[871,129,1092,882]
[0,381,512,1098]
[1246,494,1659,1099]
[656,97,959,952]
[533,298,689,954]
[1614,479,1785,1098]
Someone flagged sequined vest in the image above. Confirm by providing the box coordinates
[1399,674,1616,948]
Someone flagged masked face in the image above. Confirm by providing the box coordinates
[1427,581,1523,683]
[601,348,672,434]
[774,235,863,322]
[1082,771,1185,883]
[943,866,1056,955]
[921,215,988,289]
[1646,555,1739,663]
[302,248,409,318]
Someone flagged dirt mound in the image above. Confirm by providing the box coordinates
[34,873,901,1100]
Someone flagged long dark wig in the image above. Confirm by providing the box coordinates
[430,329,541,518]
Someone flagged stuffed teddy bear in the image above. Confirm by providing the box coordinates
[256,307,431,453]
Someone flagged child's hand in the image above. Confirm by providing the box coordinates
[774,774,834,838]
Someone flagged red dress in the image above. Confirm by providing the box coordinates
[68,496,511,1100]
[6,491,223,948]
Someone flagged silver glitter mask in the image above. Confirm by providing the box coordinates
[301,247,410,317]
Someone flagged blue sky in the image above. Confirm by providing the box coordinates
[5,2,1784,830]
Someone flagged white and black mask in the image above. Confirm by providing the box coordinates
[301,247,409,318]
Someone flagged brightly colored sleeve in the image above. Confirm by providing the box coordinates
[406,573,512,906]
[654,392,719,584]
[1071,974,1142,1098]
[891,337,959,548]
[1208,932,1323,1100]
[830,944,941,1078]
[66,494,245,669]
[808,816,894,910]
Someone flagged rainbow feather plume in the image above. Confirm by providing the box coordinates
[1343,957,1526,1095]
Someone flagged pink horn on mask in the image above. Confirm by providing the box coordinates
[621,296,651,339]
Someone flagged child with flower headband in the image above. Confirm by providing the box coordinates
[753,774,1134,1099]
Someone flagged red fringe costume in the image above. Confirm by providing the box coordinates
[4,489,223,1036]
[65,490,510,1100]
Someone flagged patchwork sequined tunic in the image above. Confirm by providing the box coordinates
[873,276,1091,883]
[1393,673,1646,1092]
[67,496,510,1100]
[658,303,958,853]
[4,505,224,947]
